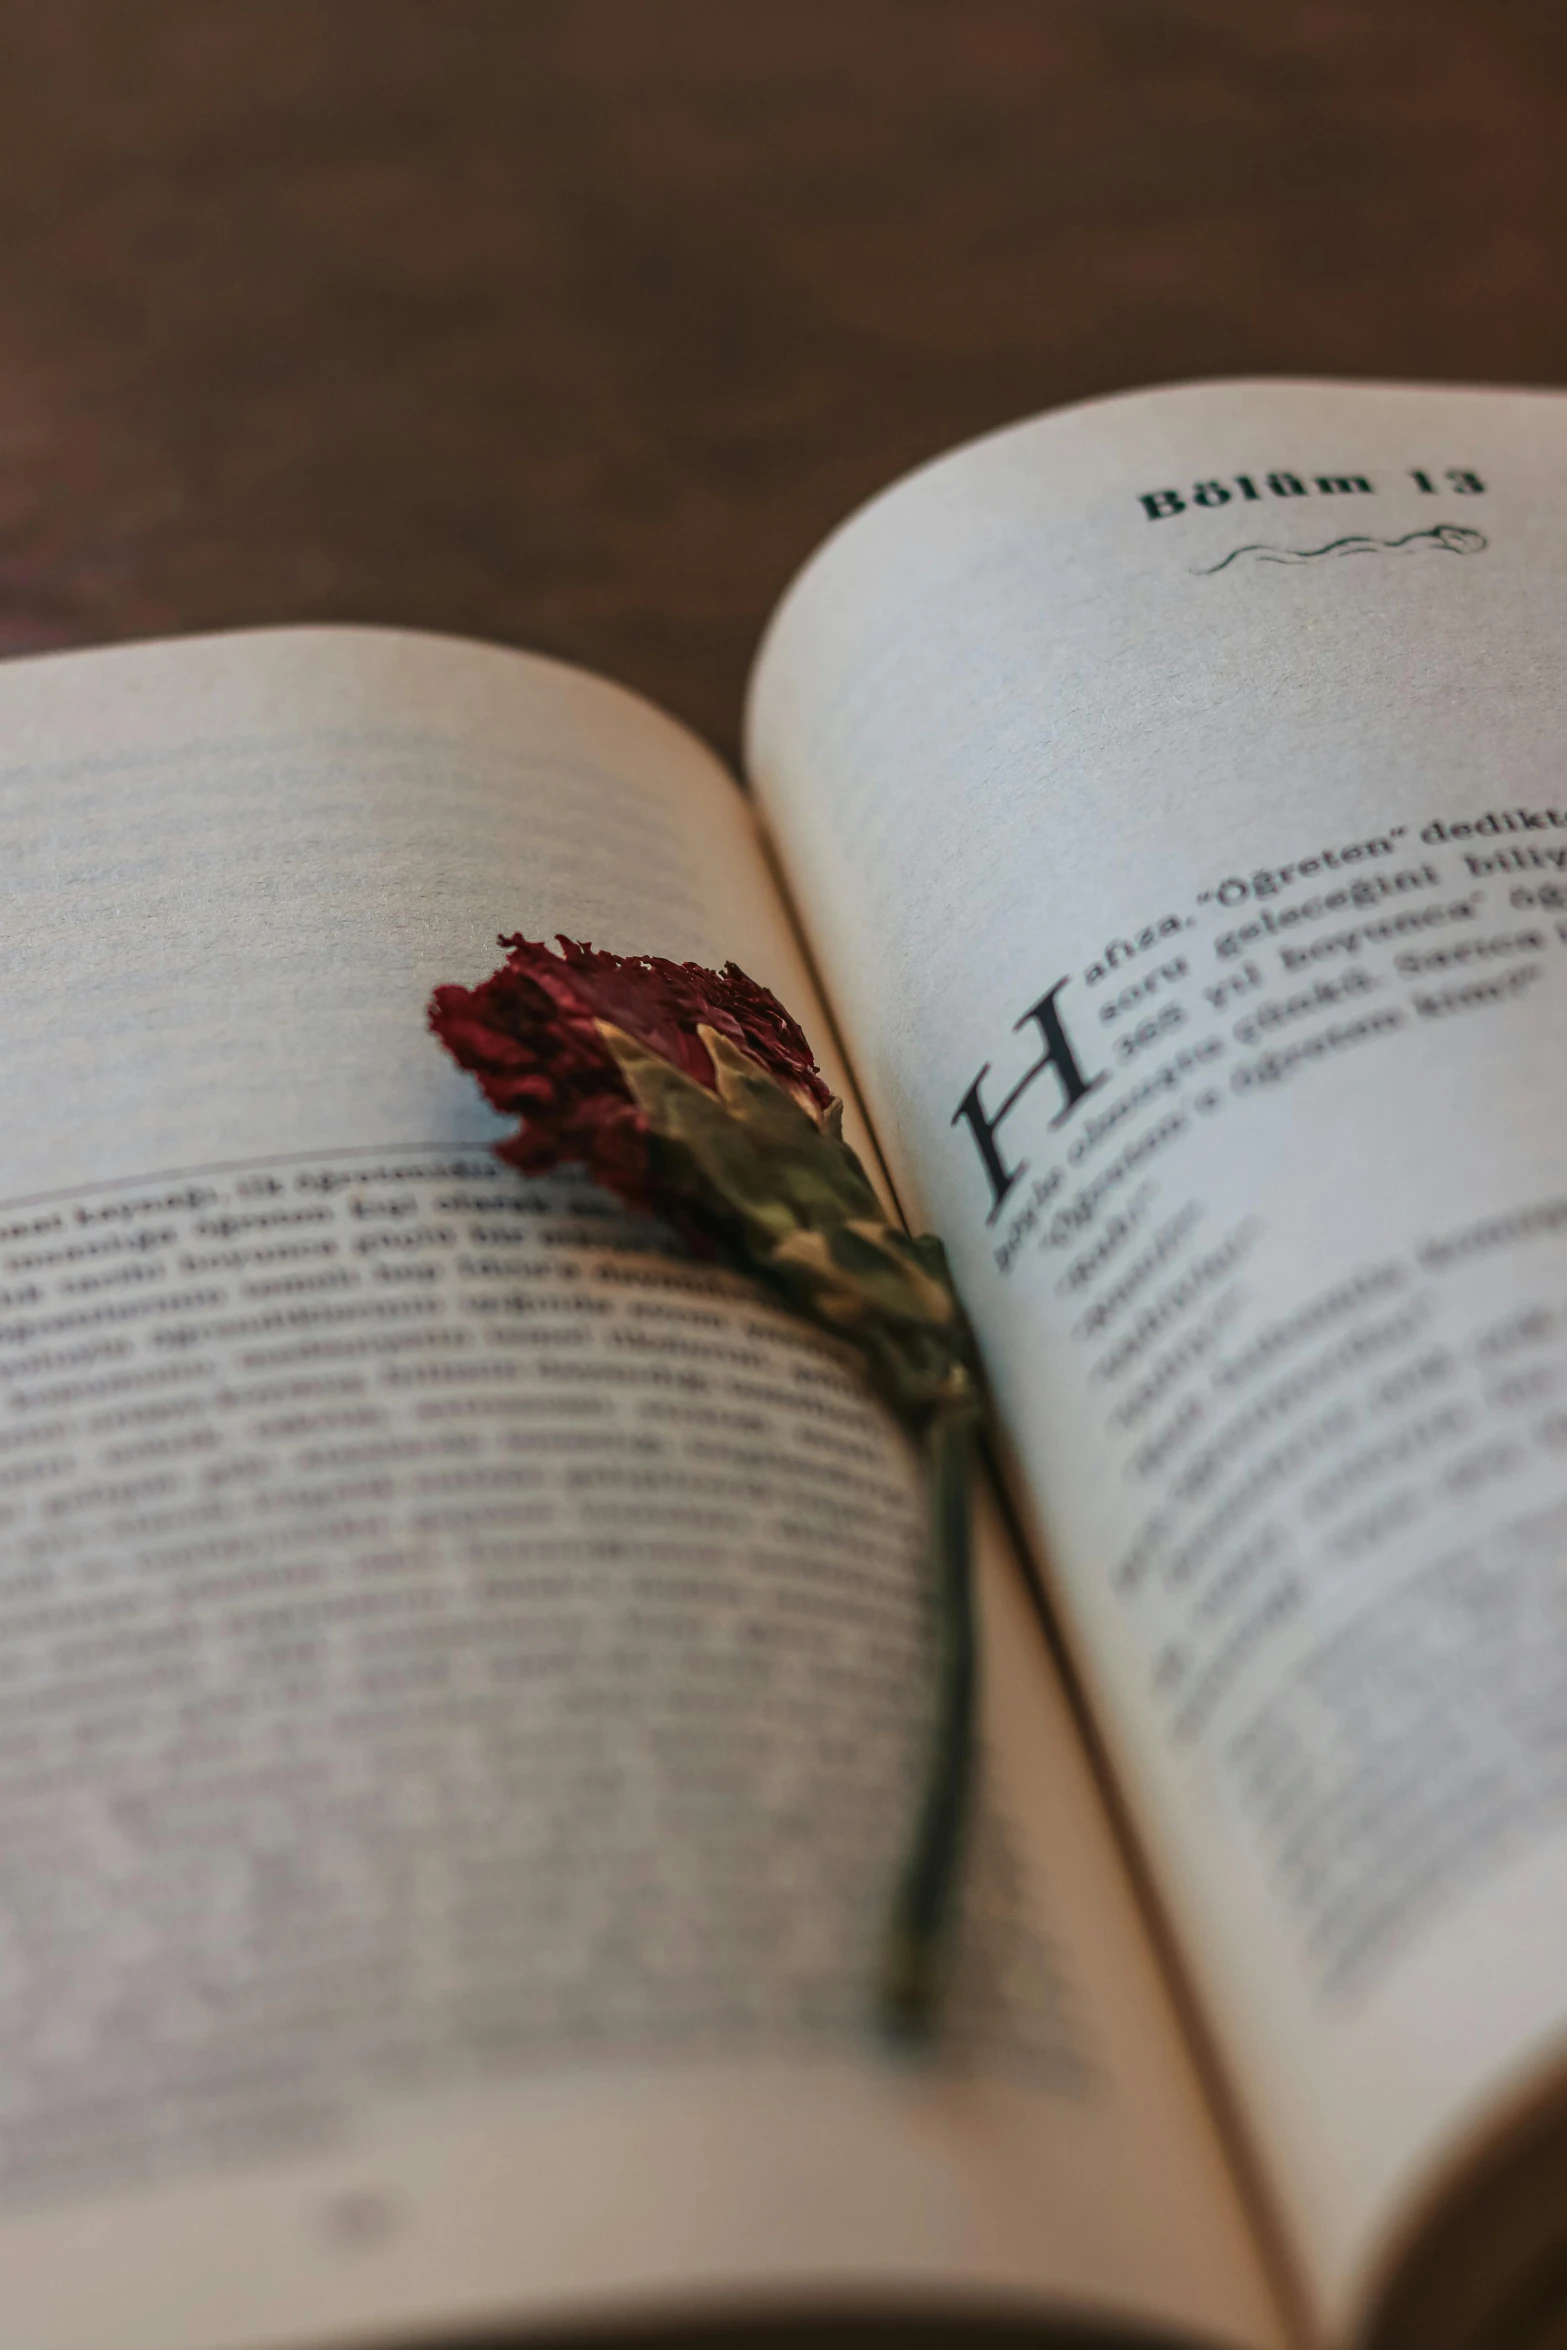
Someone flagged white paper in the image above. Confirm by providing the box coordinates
[0,626,1279,2350]
[749,379,1567,2341]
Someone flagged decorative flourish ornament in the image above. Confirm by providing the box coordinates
[431,936,983,2037]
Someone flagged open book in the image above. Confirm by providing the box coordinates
[1,376,1564,2350]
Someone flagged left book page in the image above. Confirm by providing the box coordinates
[0,626,1279,2350]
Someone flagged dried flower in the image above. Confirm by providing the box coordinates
[430,936,831,1220]
[432,935,982,2037]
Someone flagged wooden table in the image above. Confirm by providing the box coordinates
[0,0,1561,764]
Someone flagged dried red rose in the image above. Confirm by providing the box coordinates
[431,931,980,2040]
[428,934,831,1214]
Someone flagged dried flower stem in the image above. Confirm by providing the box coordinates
[878,1390,980,2042]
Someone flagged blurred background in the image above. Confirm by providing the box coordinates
[1,0,1562,760]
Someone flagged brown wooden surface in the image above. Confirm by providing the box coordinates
[0,0,1564,764]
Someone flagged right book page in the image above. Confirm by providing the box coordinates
[747,379,1567,2347]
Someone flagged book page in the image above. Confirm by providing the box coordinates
[0,628,1279,2350]
[747,380,1567,2348]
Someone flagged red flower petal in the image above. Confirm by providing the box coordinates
[429,935,830,1216]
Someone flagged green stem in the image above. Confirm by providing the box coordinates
[877,1396,979,2043]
